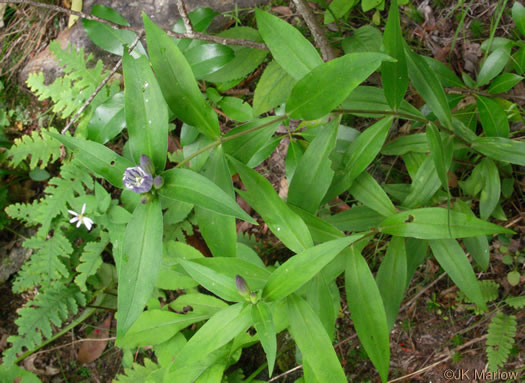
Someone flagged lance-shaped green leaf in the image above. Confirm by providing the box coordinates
[287,53,393,120]
[285,139,304,183]
[120,310,208,348]
[123,52,168,171]
[325,206,384,232]
[379,208,514,239]
[184,43,234,79]
[288,119,338,213]
[476,96,509,138]
[376,236,407,331]
[472,137,525,166]
[306,272,340,340]
[169,303,252,371]
[477,46,511,86]
[325,116,393,202]
[196,148,237,258]
[88,92,126,144]
[253,60,296,115]
[222,117,282,164]
[251,302,276,376]
[178,259,242,302]
[255,9,322,80]
[345,246,390,382]
[422,56,464,87]
[230,156,313,253]
[513,1,525,36]
[158,168,256,223]
[288,295,347,383]
[479,158,500,220]
[263,233,365,301]
[143,13,219,138]
[382,133,429,155]
[426,123,452,190]
[382,0,408,110]
[402,156,442,208]
[488,73,524,94]
[405,238,428,289]
[429,239,487,311]
[454,200,489,271]
[46,131,133,188]
[405,44,452,128]
[349,171,397,217]
[116,199,163,340]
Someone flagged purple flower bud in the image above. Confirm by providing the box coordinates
[235,275,250,297]
[123,166,153,193]
[249,292,258,304]
[140,154,154,175]
[153,175,164,189]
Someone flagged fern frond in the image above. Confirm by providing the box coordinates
[3,284,86,366]
[486,312,516,372]
[50,42,105,88]
[505,295,525,309]
[114,359,159,382]
[5,200,41,226]
[37,159,93,235]
[74,232,109,292]
[6,127,61,169]
[480,280,499,302]
[12,231,73,292]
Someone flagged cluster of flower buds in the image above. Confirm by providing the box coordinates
[122,155,163,194]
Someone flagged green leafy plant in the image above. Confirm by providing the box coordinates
[2,2,524,382]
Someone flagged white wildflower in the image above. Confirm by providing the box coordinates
[68,203,94,231]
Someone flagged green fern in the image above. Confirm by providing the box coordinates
[12,231,73,293]
[6,127,61,169]
[26,42,107,120]
[486,312,517,372]
[74,232,109,292]
[3,284,86,366]
[505,295,525,309]
[5,200,41,226]
[114,359,159,382]
[480,280,499,302]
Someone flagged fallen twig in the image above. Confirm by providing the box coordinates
[176,0,193,36]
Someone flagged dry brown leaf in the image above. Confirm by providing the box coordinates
[272,6,292,17]
[23,354,60,376]
[77,315,112,364]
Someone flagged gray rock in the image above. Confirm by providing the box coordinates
[0,233,33,285]
[19,0,268,85]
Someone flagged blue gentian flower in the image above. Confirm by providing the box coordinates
[123,163,153,193]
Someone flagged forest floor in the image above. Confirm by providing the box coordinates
[0,0,524,382]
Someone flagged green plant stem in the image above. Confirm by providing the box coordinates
[333,108,428,123]
[15,293,106,363]
[175,115,288,168]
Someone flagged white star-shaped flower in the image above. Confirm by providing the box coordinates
[68,203,94,231]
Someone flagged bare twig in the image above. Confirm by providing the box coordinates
[268,365,303,382]
[176,0,193,36]
[61,30,144,134]
[31,337,116,357]
[399,272,447,313]
[291,0,336,61]
[0,0,267,50]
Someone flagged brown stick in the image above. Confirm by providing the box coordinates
[291,0,336,61]
[175,0,194,36]
[61,30,144,134]
[0,0,267,50]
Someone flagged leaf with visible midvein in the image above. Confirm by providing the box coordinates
[376,236,407,331]
[379,208,513,239]
[325,117,392,202]
[255,9,323,80]
[143,13,219,138]
[288,295,347,383]
[405,44,452,128]
[382,0,408,110]
[345,246,390,382]
[263,233,366,301]
[471,137,525,166]
[349,171,397,217]
[476,96,509,138]
[429,239,487,310]
[123,52,168,171]
[169,303,252,371]
[159,168,256,223]
[479,158,500,220]
[253,60,297,115]
[286,53,393,120]
[288,119,338,213]
[426,123,453,190]
[251,302,277,376]
[46,131,133,188]
[230,156,313,253]
[116,199,163,340]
